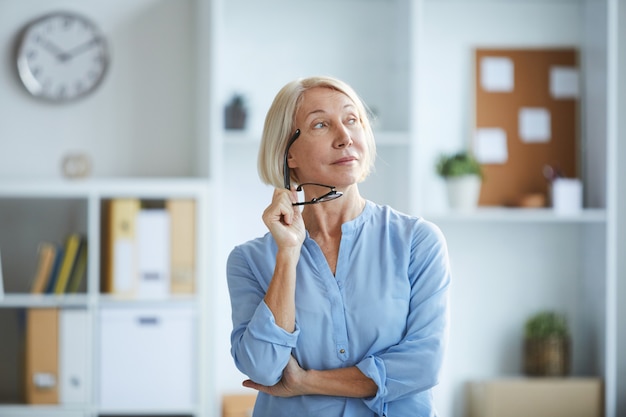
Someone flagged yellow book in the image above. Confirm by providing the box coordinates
[53,234,82,294]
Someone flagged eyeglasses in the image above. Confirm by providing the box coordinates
[283,129,343,206]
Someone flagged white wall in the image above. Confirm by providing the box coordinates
[0,0,196,178]
[219,0,410,137]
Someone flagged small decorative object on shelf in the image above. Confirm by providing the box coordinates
[224,94,247,130]
[523,310,571,376]
[436,151,484,211]
[61,152,92,179]
[544,164,583,214]
[515,192,546,208]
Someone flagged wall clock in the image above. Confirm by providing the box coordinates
[15,11,110,102]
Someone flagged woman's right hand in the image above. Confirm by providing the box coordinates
[262,188,306,250]
[262,188,303,332]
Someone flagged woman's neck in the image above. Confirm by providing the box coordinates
[301,186,365,239]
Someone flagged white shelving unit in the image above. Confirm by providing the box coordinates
[0,179,211,417]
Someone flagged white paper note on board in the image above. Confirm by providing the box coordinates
[550,66,579,99]
[480,56,514,92]
[519,107,551,143]
[474,128,508,164]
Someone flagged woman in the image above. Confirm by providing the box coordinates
[227,76,450,416]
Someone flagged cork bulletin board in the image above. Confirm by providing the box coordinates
[473,48,579,206]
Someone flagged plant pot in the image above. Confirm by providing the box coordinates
[445,175,481,210]
[224,98,247,130]
[523,336,570,376]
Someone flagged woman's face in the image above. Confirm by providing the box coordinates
[288,87,367,189]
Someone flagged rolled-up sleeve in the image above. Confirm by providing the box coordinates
[227,245,300,386]
[357,221,451,415]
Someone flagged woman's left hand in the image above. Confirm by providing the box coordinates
[242,355,308,397]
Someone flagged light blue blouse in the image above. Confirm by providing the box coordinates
[227,201,451,417]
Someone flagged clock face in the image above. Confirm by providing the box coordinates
[16,12,109,102]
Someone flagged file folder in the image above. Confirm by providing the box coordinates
[59,308,89,404]
[25,308,59,404]
[136,208,170,298]
[102,198,140,296]
[166,199,196,294]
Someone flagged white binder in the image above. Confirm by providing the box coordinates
[136,209,171,298]
[59,308,89,404]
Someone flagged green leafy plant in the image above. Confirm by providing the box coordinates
[436,151,484,179]
[524,311,569,339]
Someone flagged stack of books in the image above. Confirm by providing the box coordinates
[30,234,87,295]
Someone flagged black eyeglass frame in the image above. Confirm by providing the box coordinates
[283,129,343,206]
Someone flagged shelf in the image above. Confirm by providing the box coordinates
[96,407,199,416]
[97,294,198,308]
[223,131,255,144]
[0,294,90,308]
[0,178,211,198]
[0,404,85,417]
[0,294,200,309]
[423,207,607,223]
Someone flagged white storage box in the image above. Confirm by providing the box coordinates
[98,305,195,410]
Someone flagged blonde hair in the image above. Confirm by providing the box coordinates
[257,76,376,188]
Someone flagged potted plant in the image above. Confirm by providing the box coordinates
[436,151,484,210]
[523,311,571,376]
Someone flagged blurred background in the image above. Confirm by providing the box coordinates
[0,1,625,417]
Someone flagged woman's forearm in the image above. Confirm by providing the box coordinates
[264,247,300,332]
[303,366,378,398]
[243,356,378,399]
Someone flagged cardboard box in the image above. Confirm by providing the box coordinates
[222,394,257,417]
[467,378,602,417]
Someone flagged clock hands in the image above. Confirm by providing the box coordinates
[37,35,102,62]
[37,35,66,60]
[61,38,102,61]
